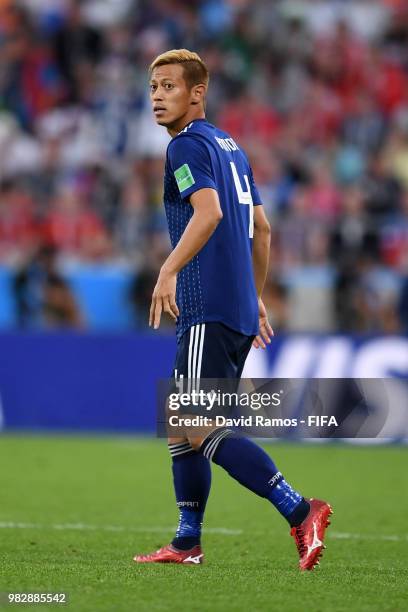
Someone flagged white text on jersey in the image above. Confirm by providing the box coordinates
[215,136,239,152]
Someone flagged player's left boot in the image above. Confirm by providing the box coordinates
[133,544,204,565]
[290,497,333,571]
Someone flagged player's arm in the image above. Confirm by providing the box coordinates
[149,188,222,329]
[253,205,271,297]
[252,204,274,349]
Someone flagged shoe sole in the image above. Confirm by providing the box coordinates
[134,558,204,565]
[133,554,204,565]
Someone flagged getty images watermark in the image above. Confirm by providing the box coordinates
[167,387,337,429]
[157,377,399,438]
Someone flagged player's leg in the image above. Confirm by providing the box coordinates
[134,325,211,564]
[168,434,211,552]
[185,331,310,526]
[165,323,255,556]
[184,327,332,570]
[194,427,332,569]
[134,436,210,564]
[134,322,253,564]
[168,326,213,554]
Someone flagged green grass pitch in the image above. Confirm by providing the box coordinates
[0,435,407,611]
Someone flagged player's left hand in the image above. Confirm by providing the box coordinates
[149,268,179,329]
[253,298,274,349]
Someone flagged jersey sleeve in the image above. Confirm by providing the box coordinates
[248,165,262,206]
[167,135,217,201]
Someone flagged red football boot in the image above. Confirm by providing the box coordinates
[133,544,204,565]
[290,498,333,571]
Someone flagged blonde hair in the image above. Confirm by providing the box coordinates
[149,49,209,90]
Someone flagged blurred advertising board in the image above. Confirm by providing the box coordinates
[0,333,406,436]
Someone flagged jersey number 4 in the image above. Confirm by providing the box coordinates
[230,161,254,238]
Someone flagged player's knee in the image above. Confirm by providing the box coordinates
[168,436,188,445]
[187,424,219,452]
[186,435,204,452]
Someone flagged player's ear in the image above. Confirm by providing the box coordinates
[190,84,206,106]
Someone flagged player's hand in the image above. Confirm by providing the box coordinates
[149,268,179,330]
[253,298,274,349]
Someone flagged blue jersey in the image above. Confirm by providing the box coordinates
[163,118,262,341]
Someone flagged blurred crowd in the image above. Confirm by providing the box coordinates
[1,0,408,332]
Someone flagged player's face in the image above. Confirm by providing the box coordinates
[149,64,196,132]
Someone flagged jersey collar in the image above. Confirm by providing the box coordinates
[177,118,208,135]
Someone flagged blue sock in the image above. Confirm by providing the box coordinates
[200,429,309,526]
[268,479,310,526]
[169,442,211,550]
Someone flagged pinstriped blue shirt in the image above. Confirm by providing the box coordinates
[164,119,261,342]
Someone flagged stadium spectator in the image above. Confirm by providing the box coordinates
[42,176,111,261]
[14,243,82,329]
[0,179,38,264]
[0,3,66,130]
[0,0,406,332]
[51,0,104,103]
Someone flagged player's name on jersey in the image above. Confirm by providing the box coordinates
[168,415,339,428]
[214,136,239,152]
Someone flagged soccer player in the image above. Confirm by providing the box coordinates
[134,49,332,570]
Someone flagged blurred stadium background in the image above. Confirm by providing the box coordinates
[0,0,407,430]
[1,3,407,611]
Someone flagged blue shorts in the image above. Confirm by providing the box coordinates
[173,322,254,380]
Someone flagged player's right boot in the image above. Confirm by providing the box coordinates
[133,544,204,565]
[290,498,333,571]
